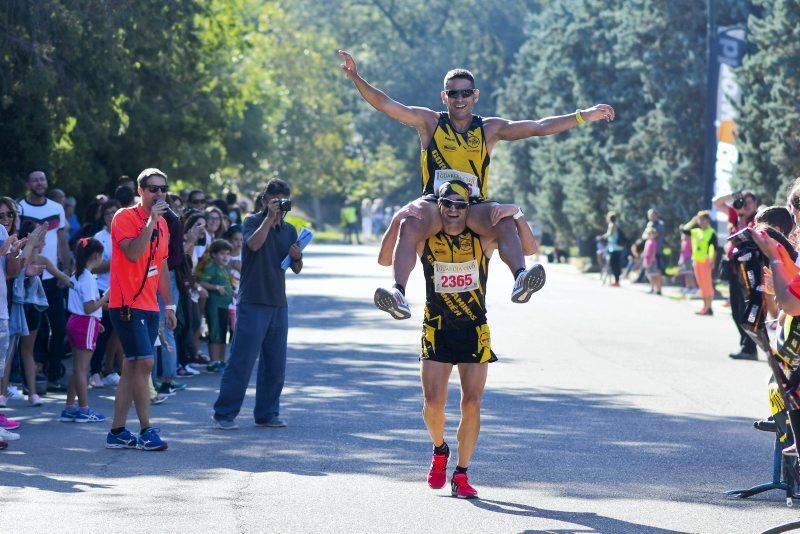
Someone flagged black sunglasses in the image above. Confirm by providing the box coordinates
[0,211,14,219]
[145,185,168,193]
[440,198,469,210]
[445,88,475,99]
[191,198,207,204]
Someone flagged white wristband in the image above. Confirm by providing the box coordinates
[513,208,524,220]
[165,304,177,311]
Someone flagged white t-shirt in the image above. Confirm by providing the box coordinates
[18,198,66,280]
[68,270,102,319]
[0,225,9,320]
[93,227,113,292]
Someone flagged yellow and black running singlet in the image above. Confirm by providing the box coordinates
[421,113,490,200]
[421,228,489,328]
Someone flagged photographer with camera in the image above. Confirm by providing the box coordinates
[714,190,759,360]
[212,179,302,430]
[106,168,177,451]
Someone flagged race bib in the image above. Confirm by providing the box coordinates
[433,169,479,198]
[434,260,479,293]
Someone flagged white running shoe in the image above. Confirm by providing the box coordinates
[90,373,105,388]
[7,385,21,398]
[0,427,20,441]
[28,394,43,407]
[184,364,202,375]
[374,287,411,320]
[511,264,546,303]
[102,372,121,386]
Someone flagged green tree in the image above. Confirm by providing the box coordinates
[736,0,800,202]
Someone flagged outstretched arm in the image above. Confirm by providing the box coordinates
[485,104,615,145]
[338,50,436,132]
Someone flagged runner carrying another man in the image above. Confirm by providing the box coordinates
[338,50,615,318]
[413,180,531,498]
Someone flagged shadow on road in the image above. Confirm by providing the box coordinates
[467,498,689,534]
[3,334,776,519]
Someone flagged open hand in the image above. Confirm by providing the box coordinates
[582,104,615,123]
[338,50,358,78]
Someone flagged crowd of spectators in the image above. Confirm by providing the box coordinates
[0,171,250,448]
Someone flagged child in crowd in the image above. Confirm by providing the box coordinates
[642,226,663,295]
[677,231,697,295]
[224,225,242,334]
[196,239,234,372]
[595,236,608,285]
[60,238,108,423]
[753,206,796,324]
[682,210,717,316]
[17,220,72,406]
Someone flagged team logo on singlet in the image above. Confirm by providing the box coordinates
[466,132,481,149]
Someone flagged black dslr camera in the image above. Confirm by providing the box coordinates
[278,199,292,213]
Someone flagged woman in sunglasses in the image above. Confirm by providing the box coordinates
[339,50,613,318]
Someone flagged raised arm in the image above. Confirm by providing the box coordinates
[338,50,437,133]
[484,104,615,147]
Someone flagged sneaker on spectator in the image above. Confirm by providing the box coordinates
[254,418,287,428]
[89,373,105,388]
[75,407,106,423]
[450,472,478,499]
[150,394,168,405]
[157,382,177,396]
[0,413,21,430]
[106,428,139,449]
[48,381,68,393]
[206,361,224,373]
[102,372,121,386]
[138,427,168,451]
[212,415,238,430]
[7,385,21,398]
[0,395,7,408]
[28,394,43,407]
[59,406,79,422]
[374,287,411,320]
[170,381,187,391]
[0,427,20,441]
[182,364,201,375]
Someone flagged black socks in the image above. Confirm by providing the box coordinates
[393,283,406,296]
[433,441,449,456]
[514,268,525,280]
[455,465,468,474]
[110,427,124,435]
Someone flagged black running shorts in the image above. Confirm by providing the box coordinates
[420,321,497,364]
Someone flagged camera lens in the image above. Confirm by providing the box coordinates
[733,198,745,209]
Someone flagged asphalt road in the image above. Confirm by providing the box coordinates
[2,244,798,533]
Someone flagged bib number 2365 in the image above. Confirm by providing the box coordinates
[434,260,479,293]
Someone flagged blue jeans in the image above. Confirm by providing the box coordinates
[212,303,288,423]
[154,271,179,380]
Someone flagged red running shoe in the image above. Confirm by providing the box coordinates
[451,472,478,499]
[427,450,449,489]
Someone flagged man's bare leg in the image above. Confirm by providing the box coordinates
[374,201,441,319]
[111,357,134,429]
[454,363,488,469]
[131,359,153,430]
[467,203,524,275]
[421,360,452,446]
[467,202,546,303]
[421,359,453,489]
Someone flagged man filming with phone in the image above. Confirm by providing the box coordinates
[106,168,177,451]
[212,179,303,430]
